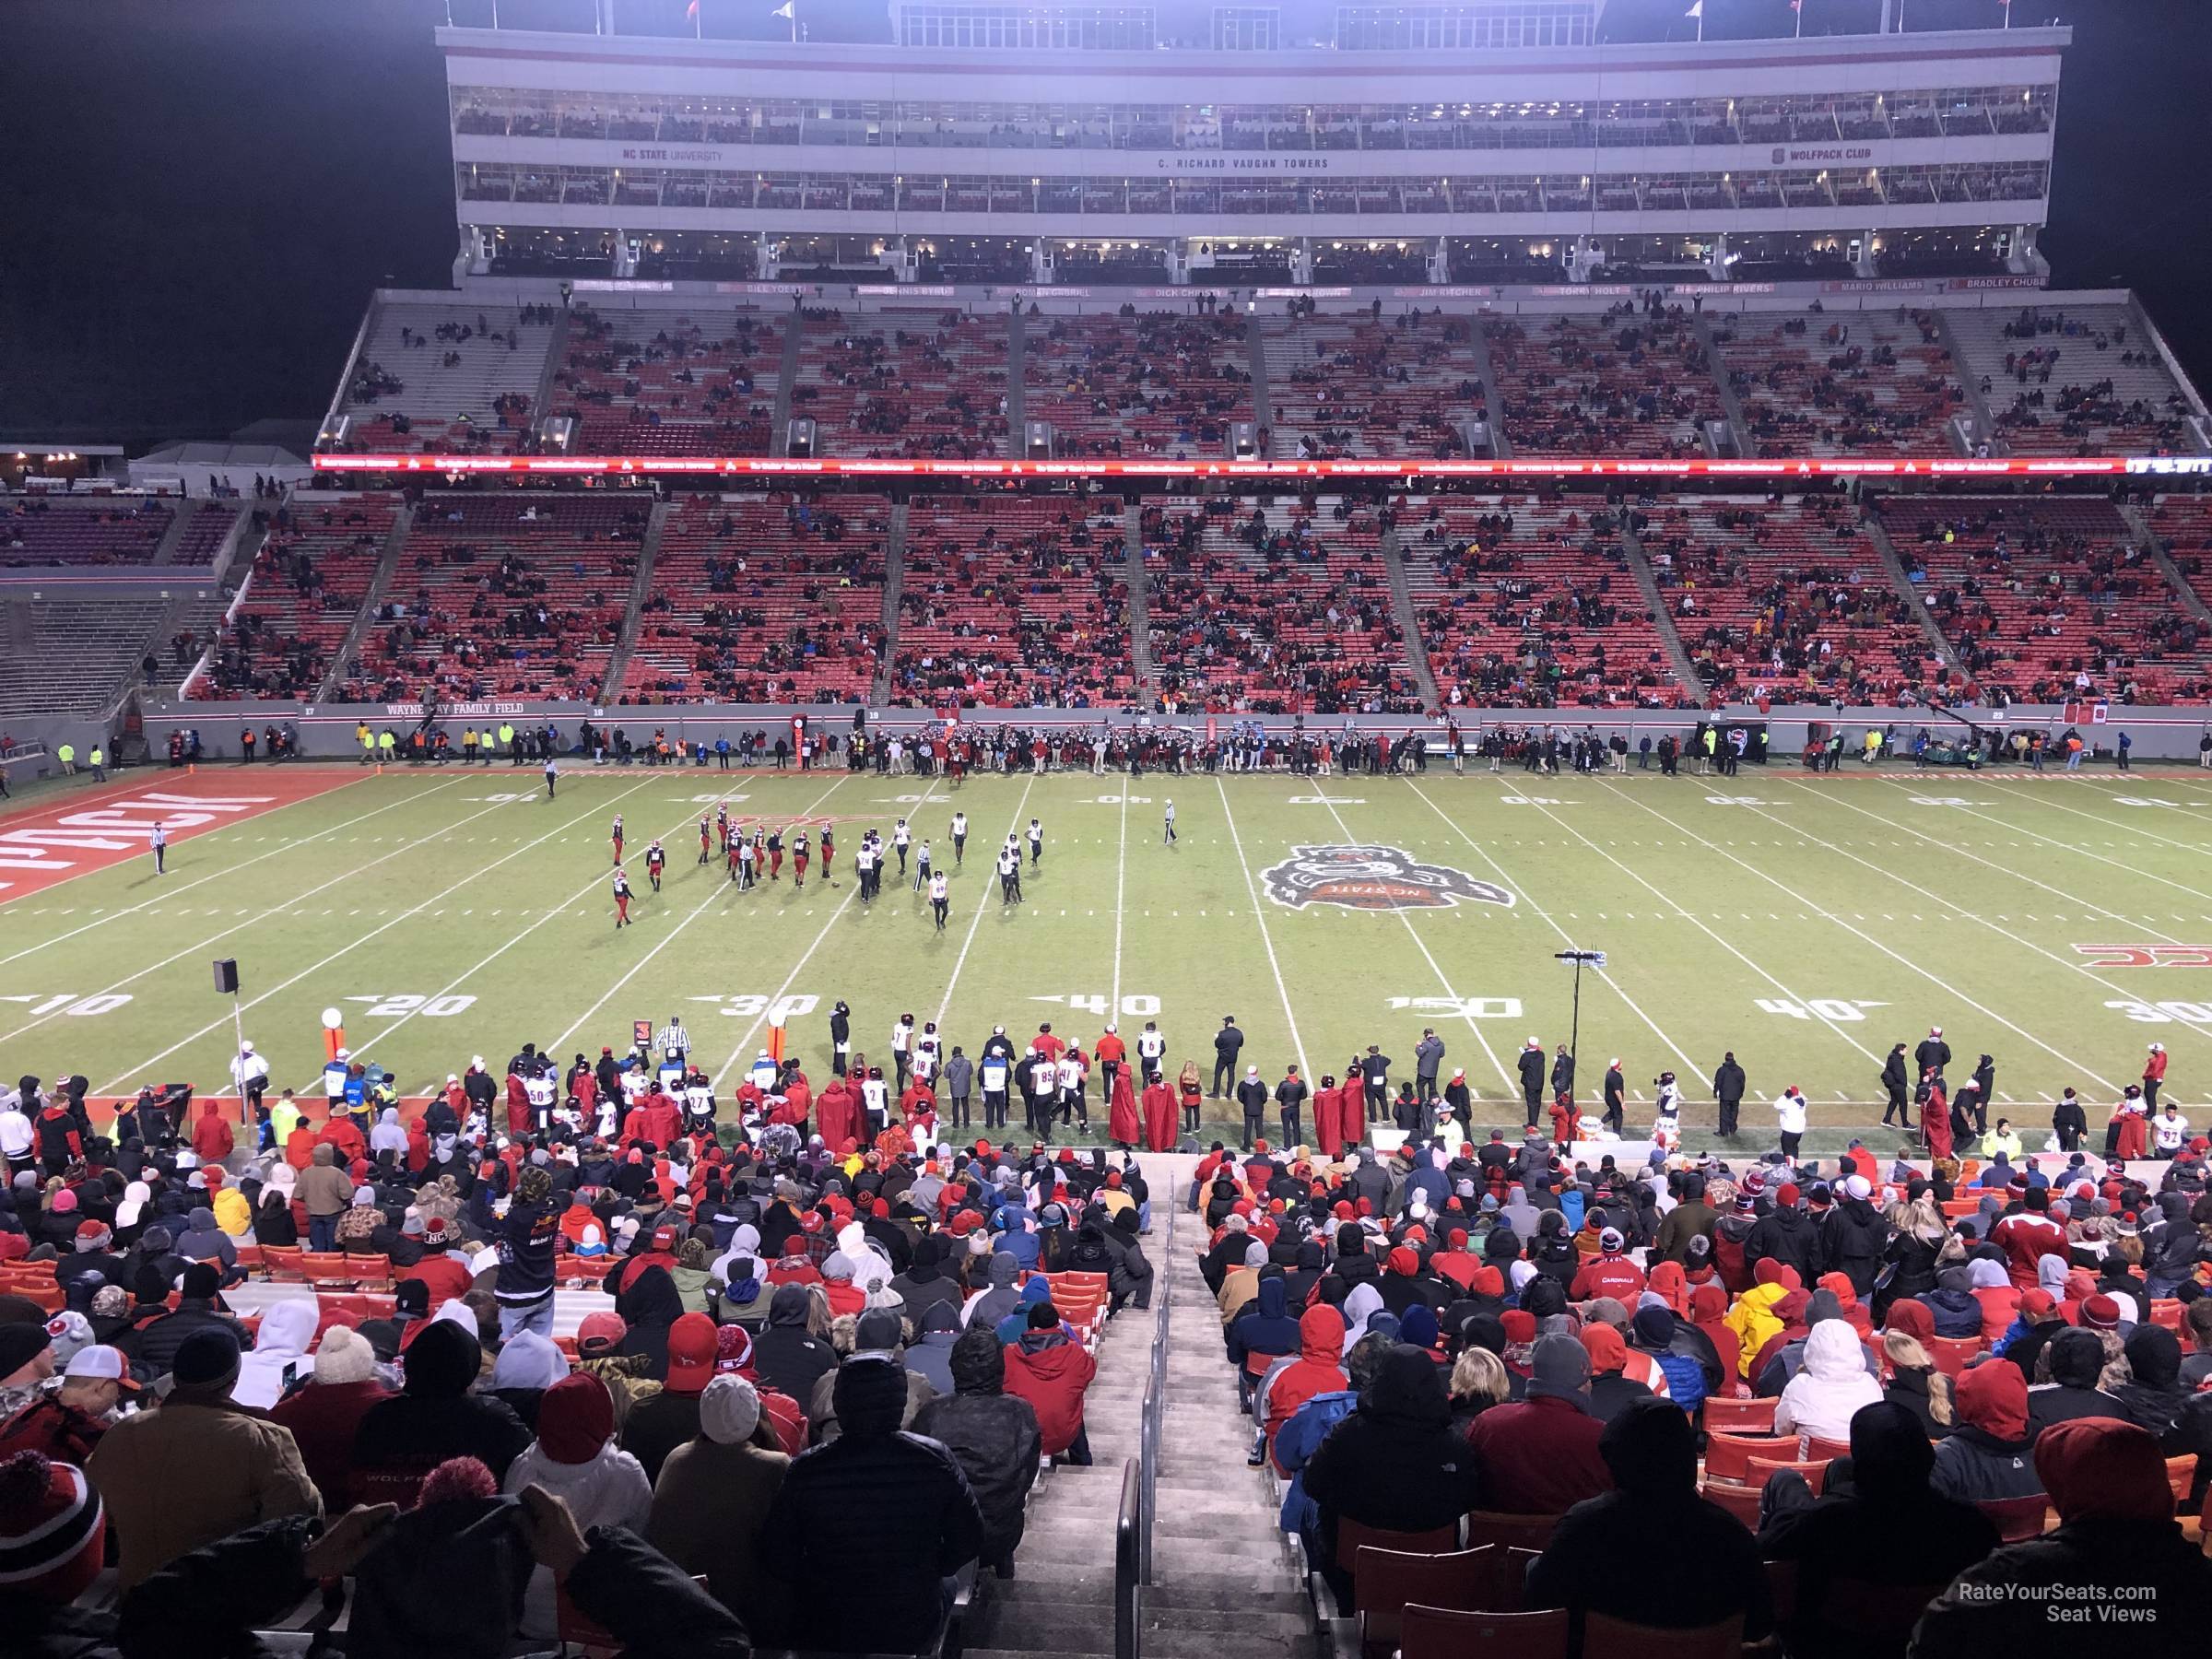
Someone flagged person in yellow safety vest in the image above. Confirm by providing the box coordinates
[89,746,106,781]
[1863,728,1882,763]
[498,722,516,763]
[1700,728,1717,773]
[360,726,378,763]
[463,727,478,762]
[57,743,76,775]
[479,728,495,765]
[377,730,396,761]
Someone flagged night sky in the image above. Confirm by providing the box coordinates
[1,0,2201,446]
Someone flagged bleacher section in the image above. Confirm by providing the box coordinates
[168,502,244,567]
[345,493,644,701]
[2148,497,2212,634]
[1879,495,2210,702]
[1488,311,1723,456]
[553,307,780,456]
[890,495,1135,707]
[1713,309,1966,456]
[1145,498,1415,715]
[1638,497,1941,703]
[1256,312,1482,459]
[1402,498,1689,709]
[621,494,888,703]
[0,497,173,567]
[1019,312,1252,457]
[791,311,1008,459]
[194,495,396,701]
[0,602,168,715]
[338,300,555,453]
[1946,303,2201,455]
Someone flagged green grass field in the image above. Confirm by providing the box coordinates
[13,758,2212,1154]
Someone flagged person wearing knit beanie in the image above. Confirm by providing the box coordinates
[0,1450,105,1604]
[500,1372,649,1641]
[312,1325,378,1386]
[647,1372,792,1629]
[533,1372,618,1465]
[698,1373,763,1446]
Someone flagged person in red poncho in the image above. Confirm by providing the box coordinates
[623,1088,682,1149]
[2112,1084,2150,1163]
[781,1072,812,1132]
[1107,1065,1138,1147]
[316,1110,366,1164]
[1921,1070,1953,1160]
[816,1077,853,1149]
[506,1073,533,1136]
[1312,1075,1343,1159]
[190,1100,234,1164]
[404,1114,429,1174]
[1140,1074,1176,1152]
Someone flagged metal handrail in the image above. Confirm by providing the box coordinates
[1139,1181,1173,1588]
[1114,1457,1140,1659]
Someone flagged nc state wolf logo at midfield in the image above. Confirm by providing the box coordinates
[1259,844,1513,912]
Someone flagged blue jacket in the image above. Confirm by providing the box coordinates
[1229,1277,1301,1366]
[1647,1347,1708,1415]
[1275,1388,1358,1535]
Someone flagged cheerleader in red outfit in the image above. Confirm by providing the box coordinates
[612,868,632,927]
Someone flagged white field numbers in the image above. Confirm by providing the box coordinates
[1757,998,1888,1021]
[1031,994,1160,1017]
[347,994,478,1018]
[2106,1000,2212,1025]
[1386,995,1524,1019]
[0,992,132,1018]
[688,994,821,1020]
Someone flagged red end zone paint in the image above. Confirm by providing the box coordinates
[0,770,362,900]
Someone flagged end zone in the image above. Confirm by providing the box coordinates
[0,769,366,901]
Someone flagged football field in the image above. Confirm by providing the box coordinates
[10,757,2212,1155]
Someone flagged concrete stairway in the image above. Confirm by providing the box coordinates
[1006,307,1029,434]
[872,501,909,704]
[1246,324,1275,454]
[771,315,804,455]
[316,500,413,701]
[1928,309,2006,454]
[1691,315,1757,456]
[1124,507,1158,695]
[960,1160,1319,1659]
[1620,520,1707,701]
[1381,527,1442,710]
[2120,499,2212,628]
[597,497,668,702]
[1466,319,1514,459]
[1865,512,1968,679]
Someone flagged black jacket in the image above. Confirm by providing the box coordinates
[1818,1197,1889,1296]
[1517,1048,1547,1100]
[130,1300,249,1382]
[751,1283,839,1405]
[1301,1348,1484,1568]
[1913,1519,2212,1659]
[1712,1061,1746,1106]
[1744,1206,1823,1283]
[1927,1425,2042,1503]
[759,1358,985,1654]
[1916,1038,1952,1075]
[1214,1025,1244,1065]
[910,1326,1042,1563]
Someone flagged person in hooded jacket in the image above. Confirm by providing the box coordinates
[1928,1359,2043,1502]
[502,1371,652,1640]
[752,1282,838,1404]
[609,1265,686,1382]
[1913,1417,2212,1659]
[484,1328,569,1432]
[2026,1325,2129,1431]
[963,1251,1025,1331]
[129,1263,248,1382]
[1629,1304,1714,1415]
[1526,1396,1771,1640]
[904,1300,962,1398]
[759,1355,985,1653]
[1228,1275,1301,1372]
[1757,1401,1998,1659]
[1301,1344,1485,1609]
[888,1234,963,1322]
[1573,1324,1656,1425]
[1917,1265,1986,1340]
[1261,1305,1349,1468]
[912,1324,1041,1575]
[1744,1185,1823,1285]
[228,1299,318,1411]
[1774,1320,1885,1442]
[350,1317,530,1495]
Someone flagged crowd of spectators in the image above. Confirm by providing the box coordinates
[793,311,1009,461]
[1713,310,1967,458]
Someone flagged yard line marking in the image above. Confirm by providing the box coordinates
[1788,779,2212,1055]
[96,777,667,1094]
[1986,775,2212,855]
[0,789,523,1052]
[547,776,852,1060]
[1481,782,1883,1077]
[930,778,1034,1035]
[714,777,949,1083]
[1213,777,1310,1083]
[1877,779,2212,908]
[1405,780,1702,1081]
[0,774,467,970]
[1600,782,2119,1092]
[1110,780,1128,1017]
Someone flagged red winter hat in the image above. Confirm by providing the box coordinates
[1500,1310,1537,1344]
[1470,1265,1505,1299]
[535,1372,616,1464]
[651,1226,677,1252]
[665,1312,719,1394]
[1448,1228,1469,1248]
[1332,1201,1354,1221]
[871,1198,891,1219]
[1776,1182,1801,1207]
[0,1452,104,1606]
[799,1212,824,1234]
[2082,1293,2123,1331]
[1576,1322,1628,1374]
[1387,1247,1419,1277]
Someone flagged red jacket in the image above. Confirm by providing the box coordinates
[2147,1050,2170,1084]
[1464,1395,1615,1513]
[1265,1306,1350,1464]
[1990,1212,2067,1289]
[1570,1253,1647,1303]
[622,1094,682,1148]
[268,1377,394,1511]
[1003,1330,1096,1455]
[400,1253,473,1308]
[191,1106,234,1163]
